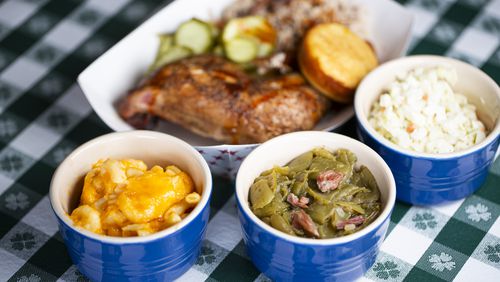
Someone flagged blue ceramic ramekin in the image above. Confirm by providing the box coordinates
[235,131,396,282]
[355,55,500,205]
[50,131,212,281]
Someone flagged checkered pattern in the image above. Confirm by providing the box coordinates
[0,0,498,281]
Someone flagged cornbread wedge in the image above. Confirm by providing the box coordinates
[299,23,378,103]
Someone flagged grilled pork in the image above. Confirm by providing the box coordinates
[119,55,329,144]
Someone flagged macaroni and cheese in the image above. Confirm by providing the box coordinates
[70,159,200,237]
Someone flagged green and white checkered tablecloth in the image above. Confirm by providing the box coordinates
[0,0,498,281]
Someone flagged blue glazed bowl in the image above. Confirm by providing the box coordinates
[49,131,212,281]
[355,55,500,205]
[235,131,396,282]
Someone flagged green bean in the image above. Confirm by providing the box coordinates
[253,196,289,218]
[359,166,380,202]
[249,179,275,209]
[336,201,365,214]
[335,149,356,179]
[312,147,335,160]
[261,216,271,225]
[332,184,370,202]
[307,202,335,224]
[306,187,336,205]
[291,171,309,196]
[308,157,337,179]
[336,149,357,165]
[270,214,295,235]
[273,166,290,176]
[317,222,336,238]
[249,147,382,239]
[288,151,313,173]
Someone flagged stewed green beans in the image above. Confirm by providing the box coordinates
[249,148,382,239]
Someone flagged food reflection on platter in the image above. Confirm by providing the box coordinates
[118,0,378,145]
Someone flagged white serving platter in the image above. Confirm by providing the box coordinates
[78,0,413,177]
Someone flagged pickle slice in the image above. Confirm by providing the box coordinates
[157,34,174,56]
[222,16,275,44]
[222,16,276,61]
[148,45,192,73]
[175,18,214,54]
[225,37,258,63]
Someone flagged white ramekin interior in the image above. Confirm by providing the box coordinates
[355,55,500,159]
[49,130,212,244]
[235,131,396,245]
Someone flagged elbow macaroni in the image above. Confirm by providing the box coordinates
[70,159,201,237]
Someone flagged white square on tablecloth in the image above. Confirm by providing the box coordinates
[254,273,273,282]
[85,0,131,15]
[205,209,242,252]
[452,27,499,63]
[0,58,47,91]
[0,0,38,28]
[176,267,209,282]
[10,123,60,160]
[488,216,500,238]
[0,248,25,282]
[43,20,91,53]
[380,224,433,265]
[407,6,439,38]
[486,0,500,17]
[0,170,14,195]
[21,196,59,237]
[407,0,455,15]
[431,199,465,217]
[55,84,92,117]
[454,257,499,282]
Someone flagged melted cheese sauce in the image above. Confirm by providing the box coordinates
[70,159,196,237]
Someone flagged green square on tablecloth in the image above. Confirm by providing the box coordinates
[0,48,16,72]
[8,94,51,121]
[434,218,486,256]
[65,115,110,145]
[1,31,36,57]
[25,235,74,277]
[208,251,260,282]
[410,39,448,55]
[441,1,480,26]
[390,202,411,224]
[482,62,500,84]
[474,174,500,206]
[17,161,54,195]
[405,266,447,282]
[452,195,499,233]
[413,241,469,281]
